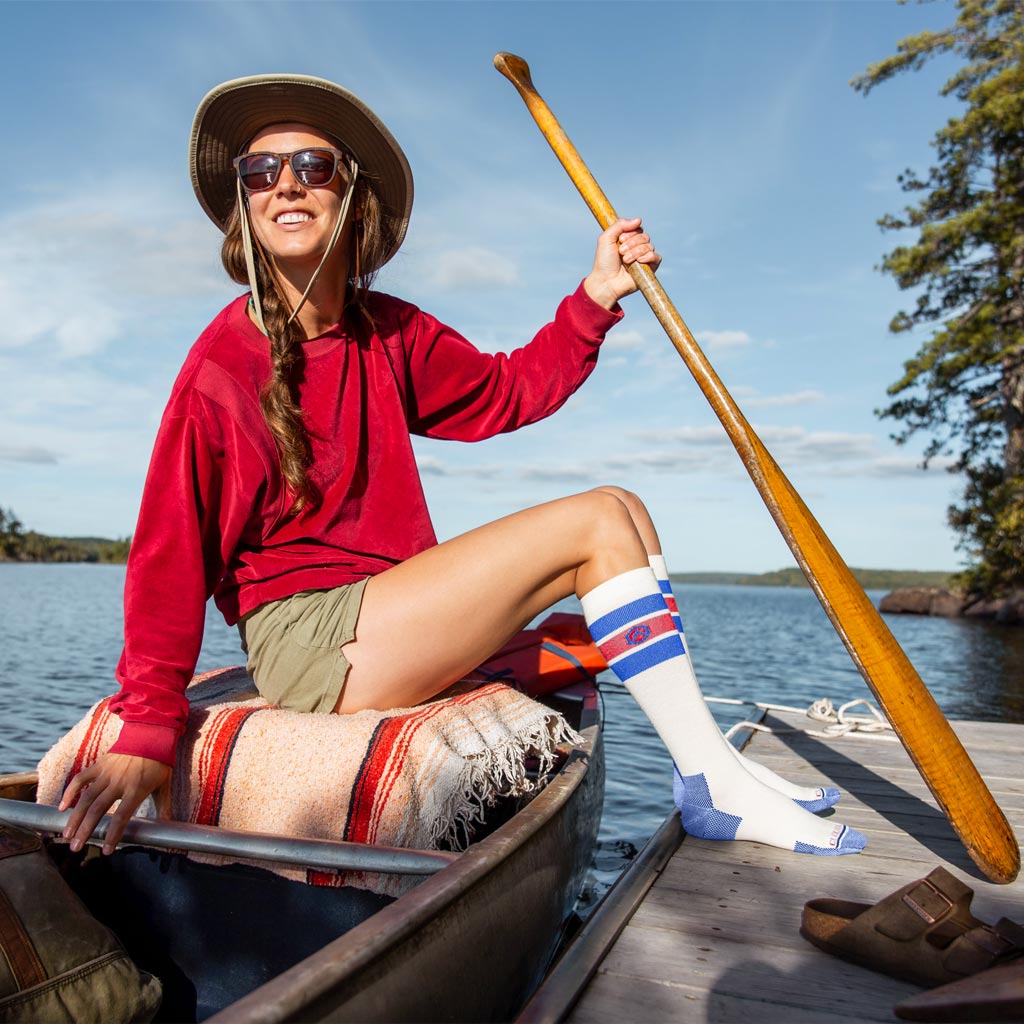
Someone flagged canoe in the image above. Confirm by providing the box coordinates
[0,678,604,1023]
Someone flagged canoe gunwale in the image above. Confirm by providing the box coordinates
[0,798,460,875]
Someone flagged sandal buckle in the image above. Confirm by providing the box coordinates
[901,879,955,924]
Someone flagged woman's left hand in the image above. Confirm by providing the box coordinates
[583,217,661,310]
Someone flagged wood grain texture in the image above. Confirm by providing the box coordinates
[0,771,39,802]
[568,716,1024,1023]
[493,51,1019,884]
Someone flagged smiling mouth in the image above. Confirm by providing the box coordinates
[275,211,313,225]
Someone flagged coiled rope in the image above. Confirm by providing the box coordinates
[704,696,898,743]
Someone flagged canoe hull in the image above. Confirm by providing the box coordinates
[212,705,604,1022]
[0,684,604,1023]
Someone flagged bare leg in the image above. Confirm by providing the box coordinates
[336,489,647,712]
[339,485,862,855]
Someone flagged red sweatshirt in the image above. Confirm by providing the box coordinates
[109,284,622,764]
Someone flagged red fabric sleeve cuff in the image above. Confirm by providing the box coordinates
[109,720,180,767]
[569,281,624,338]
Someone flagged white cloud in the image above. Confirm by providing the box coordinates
[0,186,232,358]
[0,445,59,465]
[415,454,502,478]
[696,329,751,350]
[761,427,878,462]
[632,425,733,447]
[53,308,125,359]
[605,449,713,472]
[603,330,646,353]
[625,423,950,480]
[743,389,826,408]
[421,247,520,291]
[519,464,599,483]
[415,425,893,486]
[0,357,156,422]
[858,455,957,478]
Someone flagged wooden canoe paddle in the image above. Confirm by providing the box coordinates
[494,52,1019,884]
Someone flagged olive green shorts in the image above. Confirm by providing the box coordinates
[238,579,369,714]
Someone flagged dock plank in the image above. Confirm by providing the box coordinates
[580,925,918,1019]
[568,715,1024,1023]
[574,971,894,1023]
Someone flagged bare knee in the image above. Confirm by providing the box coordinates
[573,489,643,549]
[592,484,647,517]
[552,490,649,595]
[590,485,660,555]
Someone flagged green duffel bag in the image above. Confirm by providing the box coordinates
[0,821,161,1023]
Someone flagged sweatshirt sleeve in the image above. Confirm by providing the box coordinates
[404,282,623,440]
[108,390,259,765]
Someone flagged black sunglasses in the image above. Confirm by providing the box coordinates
[233,147,346,193]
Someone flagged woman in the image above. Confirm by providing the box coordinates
[61,74,864,860]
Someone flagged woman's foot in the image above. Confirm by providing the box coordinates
[582,567,866,858]
[673,769,866,855]
[674,753,841,814]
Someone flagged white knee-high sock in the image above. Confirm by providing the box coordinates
[648,553,684,633]
[648,554,840,814]
[582,568,865,856]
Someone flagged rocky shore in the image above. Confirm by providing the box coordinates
[879,586,1024,625]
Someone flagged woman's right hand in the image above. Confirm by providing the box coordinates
[59,752,172,855]
[583,217,661,310]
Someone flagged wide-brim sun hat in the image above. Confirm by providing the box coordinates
[189,74,413,272]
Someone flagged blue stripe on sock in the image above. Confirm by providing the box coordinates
[658,579,673,593]
[609,633,685,681]
[588,593,668,642]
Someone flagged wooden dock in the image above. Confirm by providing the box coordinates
[564,712,1024,1022]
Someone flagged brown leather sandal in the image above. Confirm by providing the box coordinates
[895,957,1024,1021]
[800,866,1024,989]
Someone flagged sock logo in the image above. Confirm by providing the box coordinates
[625,624,652,645]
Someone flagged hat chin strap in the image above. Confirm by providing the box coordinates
[238,160,360,337]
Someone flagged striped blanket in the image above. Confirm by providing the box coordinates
[36,667,582,896]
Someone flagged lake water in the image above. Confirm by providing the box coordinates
[3,562,1023,897]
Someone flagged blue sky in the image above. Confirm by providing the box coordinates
[1,0,968,573]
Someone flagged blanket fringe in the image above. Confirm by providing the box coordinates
[429,712,583,851]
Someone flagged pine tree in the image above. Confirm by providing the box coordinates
[853,0,1024,598]
[0,506,23,558]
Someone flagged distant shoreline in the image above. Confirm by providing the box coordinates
[0,556,952,591]
[0,534,130,564]
[669,568,955,590]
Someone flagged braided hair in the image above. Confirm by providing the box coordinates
[220,179,388,515]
